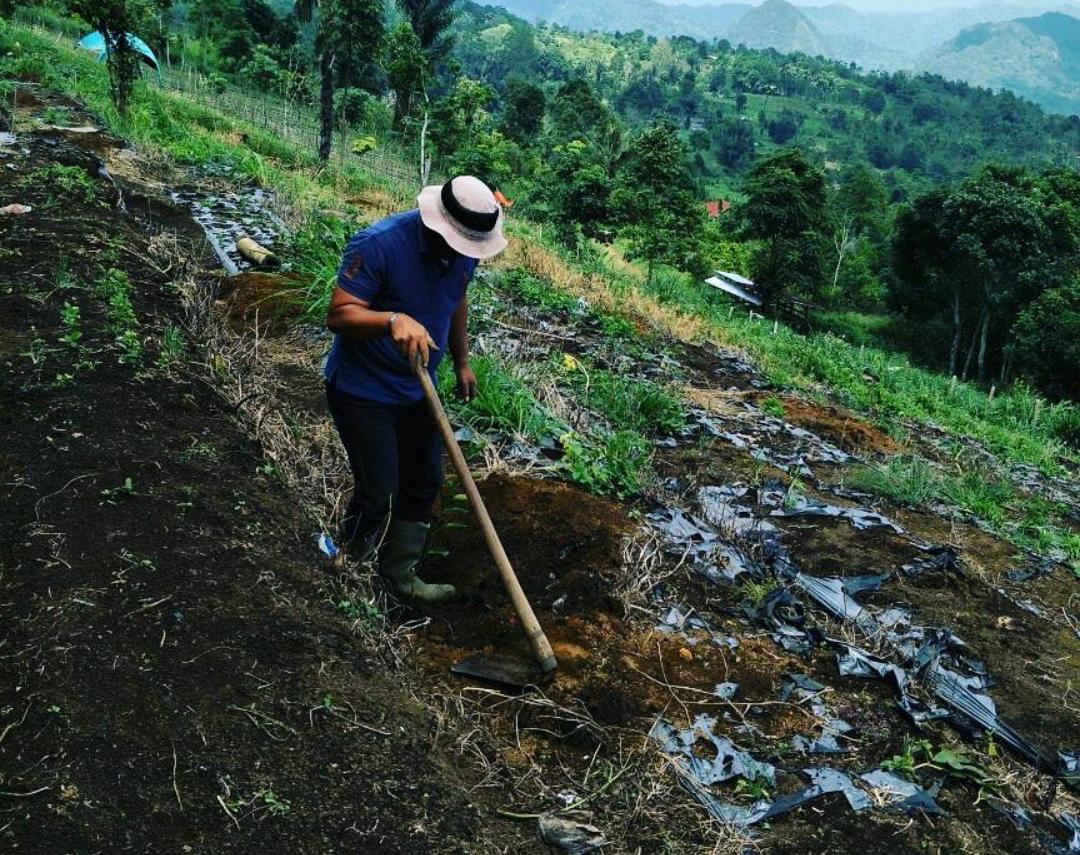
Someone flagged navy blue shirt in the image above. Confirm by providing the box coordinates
[325,210,477,404]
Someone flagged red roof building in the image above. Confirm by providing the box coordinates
[704,199,731,218]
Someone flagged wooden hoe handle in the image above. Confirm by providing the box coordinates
[413,357,558,674]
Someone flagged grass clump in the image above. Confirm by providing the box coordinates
[849,456,1080,565]
[562,429,650,499]
[440,355,562,443]
[558,353,684,436]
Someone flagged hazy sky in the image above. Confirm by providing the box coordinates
[663,0,1058,10]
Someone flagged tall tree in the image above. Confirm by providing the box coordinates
[396,0,457,66]
[613,121,704,282]
[383,20,428,130]
[70,0,155,113]
[294,0,384,161]
[893,166,1060,381]
[740,149,829,306]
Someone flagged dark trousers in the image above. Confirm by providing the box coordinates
[326,383,444,548]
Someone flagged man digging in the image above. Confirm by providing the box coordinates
[324,175,507,603]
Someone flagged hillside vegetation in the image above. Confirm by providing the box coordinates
[3,10,1080,854]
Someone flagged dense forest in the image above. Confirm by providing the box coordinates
[16,0,1079,403]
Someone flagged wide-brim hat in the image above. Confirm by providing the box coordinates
[417,175,508,260]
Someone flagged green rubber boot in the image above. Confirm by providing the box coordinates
[379,519,456,604]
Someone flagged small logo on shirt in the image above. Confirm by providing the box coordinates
[343,253,364,279]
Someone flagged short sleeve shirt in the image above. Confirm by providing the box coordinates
[324,210,477,404]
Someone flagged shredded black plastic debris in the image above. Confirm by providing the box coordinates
[699,485,778,538]
[901,545,961,578]
[1006,559,1056,583]
[859,769,945,815]
[169,186,283,275]
[781,674,854,755]
[767,494,905,534]
[651,715,776,788]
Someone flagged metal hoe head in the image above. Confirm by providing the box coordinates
[451,653,555,692]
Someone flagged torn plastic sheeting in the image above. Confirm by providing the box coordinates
[835,643,949,726]
[1006,558,1055,583]
[792,573,879,636]
[647,507,717,560]
[1060,813,1080,854]
[924,662,1054,771]
[537,814,607,854]
[742,588,823,656]
[843,573,892,597]
[651,715,776,788]
[769,495,905,534]
[714,682,740,700]
[782,674,854,755]
[316,532,339,559]
[743,587,806,629]
[698,485,777,538]
[859,769,945,815]
[667,762,871,828]
[901,546,960,579]
[657,605,713,635]
[751,447,814,478]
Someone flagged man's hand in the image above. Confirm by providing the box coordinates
[390,313,438,367]
[455,362,478,402]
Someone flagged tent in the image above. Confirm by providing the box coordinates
[77,31,161,78]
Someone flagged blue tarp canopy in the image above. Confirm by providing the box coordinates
[77,31,161,76]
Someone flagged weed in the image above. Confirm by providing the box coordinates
[94,268,142,364]
[157,324,184,368]
[562,429,650,498]
[258,789,291,817]
[20,163,98,206]
[40,105,71,125]
[179,440,219,463]
[738,577,777,607]
[760,396,785,419]
[51,372,74,388]
[881,737,933,780]
[115,329,143,364]
[559,354,684,436]
[59,301,82,348]
[23,336,48,366]
[443,355,563,442]
[734,775,771,800]
[338,596,382,627]
[101,477,135,498]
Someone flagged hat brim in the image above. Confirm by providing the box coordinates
[417,184,508,261]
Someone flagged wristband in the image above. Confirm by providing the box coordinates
[387,312,399,331]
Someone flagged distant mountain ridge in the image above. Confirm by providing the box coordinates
[483,0,1080,114]
[727,0,830,54]
[922,11,1080,114]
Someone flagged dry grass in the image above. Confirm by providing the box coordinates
[494,234,711,345]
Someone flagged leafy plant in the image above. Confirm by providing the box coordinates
[59,301,82,348]
[734,775,771,801]
[881,737,933,780]
[562,429,650,498]
[21,163,99,206]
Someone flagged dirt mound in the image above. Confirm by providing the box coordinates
[775,395,903,455]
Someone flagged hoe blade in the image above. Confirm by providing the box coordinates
[450,653,553,692]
